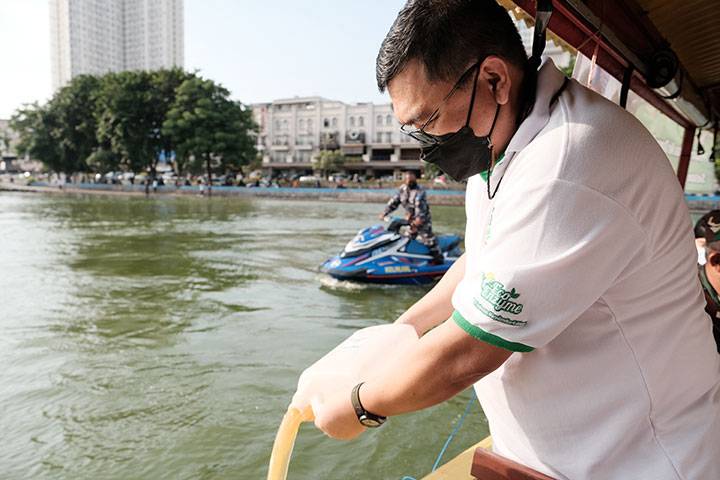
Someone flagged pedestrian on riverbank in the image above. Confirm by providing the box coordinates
[311,1,720,478]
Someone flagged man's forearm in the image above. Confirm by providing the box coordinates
[360,318,510,417]
[396,254,466,335]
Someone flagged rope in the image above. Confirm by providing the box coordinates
[400,390,477,480]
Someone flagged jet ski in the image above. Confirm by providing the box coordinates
[320,218,462,285]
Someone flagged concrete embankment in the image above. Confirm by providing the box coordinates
[0,182,467,206]
[3,182,717,211]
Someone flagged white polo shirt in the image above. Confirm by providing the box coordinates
[452,61,720,479]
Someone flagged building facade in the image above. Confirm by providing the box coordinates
[252,97,424,178]
[50,0,184,90]
[252,20,572,179]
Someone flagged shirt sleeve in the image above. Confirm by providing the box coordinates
[452,179,646,352]
[383,189,401,216]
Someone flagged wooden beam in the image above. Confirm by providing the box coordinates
[471,448,556,480]
[677,126,695,190]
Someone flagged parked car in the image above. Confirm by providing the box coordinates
[298,175,321,183]
[328,173,349,182]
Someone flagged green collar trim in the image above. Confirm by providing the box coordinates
[452,310,534,352]
[700,264,720,305]
[479,153,506,182]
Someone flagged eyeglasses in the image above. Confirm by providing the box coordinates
[399,61,481,147]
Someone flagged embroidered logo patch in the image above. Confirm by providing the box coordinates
[473,272,527,326]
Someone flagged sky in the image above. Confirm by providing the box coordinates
[0,0,407,119]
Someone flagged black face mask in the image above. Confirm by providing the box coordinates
[420,104,500,183]
[419,65,501,183]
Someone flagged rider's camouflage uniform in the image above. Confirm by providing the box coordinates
[383,184,441,260]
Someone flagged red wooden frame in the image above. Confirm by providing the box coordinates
[511,0,696,188]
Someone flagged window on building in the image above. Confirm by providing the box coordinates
[385,132,393,143]
[376,115,383,125]
[282,119,288,131]
[376,132,383,143]
[299,119,305,130]
[349,116,355,127]
[274,120,280,131]
[358,117,364,127]
[324,118,329,128]
[385,114,392,126]
[307,119,313,130]
[332,117,338,127]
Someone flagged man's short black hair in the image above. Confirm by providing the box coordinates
[696,210,720,238]
[376,0,527,92]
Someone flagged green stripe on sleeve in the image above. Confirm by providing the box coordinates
[452,310,534,352]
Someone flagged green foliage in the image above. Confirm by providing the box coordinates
[52,75,101,172]
[559,54,576,78]
[9,69,256,177]
[96,69,195,174]
[86,148,120,172]
[312,150,346,177]
[10,103,64,172]
[163,77,257,177]
[1,133,11,155]
[421,161,441,179]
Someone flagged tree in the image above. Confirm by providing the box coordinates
[9,69,254,186]
[11,75,102,176]
[0,133,10,156]
[163,76,257,194]
[422,161,442,179]
[51,74,102,173]
[313,150,346,178]
[10,103,64,172]
[95,71,158,175]
[94,69,193,189]
[86,148,120,173]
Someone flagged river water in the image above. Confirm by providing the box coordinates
[0,192,489,480]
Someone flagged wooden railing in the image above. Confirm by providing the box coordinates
[471,448,555,480]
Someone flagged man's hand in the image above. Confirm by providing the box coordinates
[312,389,366,440]
[378,212,387,220]
[411,217,424,228]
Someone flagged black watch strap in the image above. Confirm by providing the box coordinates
[351,382,387,428]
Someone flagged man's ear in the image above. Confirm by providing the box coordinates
[709,252,720,271]
[479,56,512,105]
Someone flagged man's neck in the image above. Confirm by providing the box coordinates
[491,69,526,160]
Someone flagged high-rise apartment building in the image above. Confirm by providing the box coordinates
[49,0,183,90]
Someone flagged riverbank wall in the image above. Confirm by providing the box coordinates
[2,182,718,211]
[0,181,466,206]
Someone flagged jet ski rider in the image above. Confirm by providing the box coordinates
[380,170,444,264]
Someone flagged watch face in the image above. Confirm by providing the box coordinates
[360,415,383,428]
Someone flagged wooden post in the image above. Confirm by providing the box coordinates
[677,126,695,191]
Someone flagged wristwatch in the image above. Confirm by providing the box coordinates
[351,382,387,428]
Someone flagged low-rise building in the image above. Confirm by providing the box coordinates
[252,19,572,180]
[251,97,424,179]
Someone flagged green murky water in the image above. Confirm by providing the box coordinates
[0,192,488,480]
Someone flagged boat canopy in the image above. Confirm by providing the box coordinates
[501,0,720,189]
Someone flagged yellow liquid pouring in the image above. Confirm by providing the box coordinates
[267,406,314,480]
